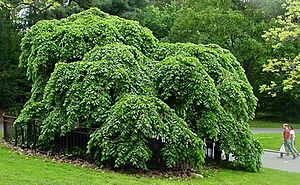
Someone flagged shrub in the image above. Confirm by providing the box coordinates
[15,8,262,172]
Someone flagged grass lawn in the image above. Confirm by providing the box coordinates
[249,120,300,128]
[254,133,300,152]
[0,143,300,185]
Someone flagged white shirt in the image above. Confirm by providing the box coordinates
[290,130,296,141]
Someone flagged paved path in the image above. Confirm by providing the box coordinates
[251,128,300,134]
[262,151,300,173]
[250,128,300,173]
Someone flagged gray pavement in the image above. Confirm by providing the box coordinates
[251,128,300,173]
[262,151,300,173]
[251,128,300,134]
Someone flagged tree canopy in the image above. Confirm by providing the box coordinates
[260,0,300,98]
[2,0,297,121]
[0,5,29,112]
[15,8,262,172]
[163,0,300,120]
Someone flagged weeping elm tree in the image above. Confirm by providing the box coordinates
[15,8,262,172]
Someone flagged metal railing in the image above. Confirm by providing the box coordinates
[2,113,96,157]
[2,113,222,169]
[3,113,17,144]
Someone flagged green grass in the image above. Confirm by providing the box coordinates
[249,120,300,128]
[254,133,300,152]
[0,144,300,185]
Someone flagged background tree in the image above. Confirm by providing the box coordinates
[89,0,149,17]
[0,0,84,29]
[260,0,300,97]
[247,0,286,18]
[0,0,164,113]
[0,5,29,113]
[260,0,300,119]
[132,3,180,41]
[0,0,87,113]
[165,0,300,121]
[170,0,271,76]
[1,0,297,121]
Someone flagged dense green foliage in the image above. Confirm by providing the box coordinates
[260,0,300,98]
[163,0,300,121]
[0,0,89,112]
[39,44,155,142]
[0,0,85,29]
[90,0,149,17]
[15,8,262,172]
[133,3,180,40]
[0,6,29,113]
[151,43,261,171]
[170,0,274,88]
[88,95,204,169]
[2,0,298,122]
[247,0,285,18]
[258,0,300,120]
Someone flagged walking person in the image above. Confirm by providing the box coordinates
[280,123,297,159]
[289,125,299,156]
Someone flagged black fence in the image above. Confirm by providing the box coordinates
[55,127,97,157]
[3,113,17,144]
[204,139,222,162]
[2,113,96,158]
[2,113,221,168]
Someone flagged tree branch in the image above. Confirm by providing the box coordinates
[0,1,56,13]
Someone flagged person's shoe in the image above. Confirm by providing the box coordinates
[293,155,297,159]
[280,153,283,158]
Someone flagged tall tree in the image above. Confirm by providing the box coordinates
[0,0,85,113]
[90,0,149,17]
[167,0,300,120]
[247,0,286,18]
[132,2,180,40]
[260,0,300,98]
[0,0,158,113]
[0,0,84,29]
[169,0,274,86]
[0,6,28,112]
